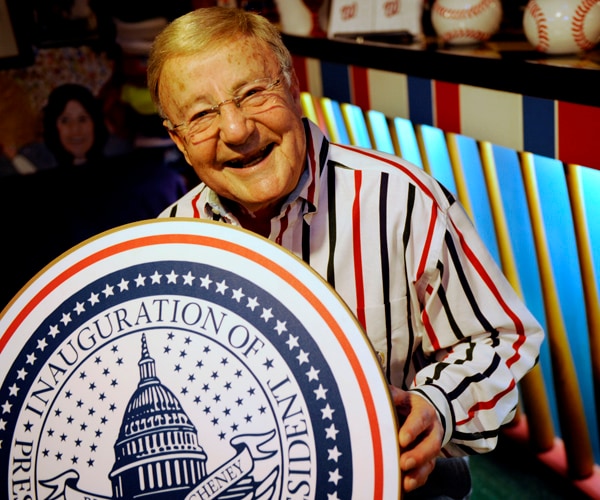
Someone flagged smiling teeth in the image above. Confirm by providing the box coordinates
[229,145,271,168]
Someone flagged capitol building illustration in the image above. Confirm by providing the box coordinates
[109,334,255,499]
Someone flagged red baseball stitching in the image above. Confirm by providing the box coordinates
[443,29,491,41]
[526,1,549,52]
[572,0,600,50]
[433,0,497,19]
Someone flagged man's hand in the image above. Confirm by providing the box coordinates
[389,385,444,493]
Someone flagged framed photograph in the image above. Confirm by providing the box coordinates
[327,0,424,40]
[0,0,33,68]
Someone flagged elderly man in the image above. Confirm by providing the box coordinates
[146,7,544,498]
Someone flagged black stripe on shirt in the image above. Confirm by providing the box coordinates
[402,184,417,386]
[378,173,393,381]
[445,231,500,344]
[326,160,337,287]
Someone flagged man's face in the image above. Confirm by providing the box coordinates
[158,36,306,217]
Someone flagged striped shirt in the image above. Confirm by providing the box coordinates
[159,118,544,456]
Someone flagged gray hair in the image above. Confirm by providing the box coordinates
[147,7,294,118]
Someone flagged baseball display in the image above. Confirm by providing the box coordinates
[431,0,503,45]
[523,0,600,54]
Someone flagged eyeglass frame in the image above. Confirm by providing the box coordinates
[164,72,286,140]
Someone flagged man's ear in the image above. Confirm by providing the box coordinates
[167,128,192,166]
[290,69,300,100]
[288,70,302,113]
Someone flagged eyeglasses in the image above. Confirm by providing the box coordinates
[169,75,283,142]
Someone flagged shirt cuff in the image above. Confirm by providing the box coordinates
[411,384,454,447]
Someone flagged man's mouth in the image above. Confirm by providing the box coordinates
[225,143,274,169]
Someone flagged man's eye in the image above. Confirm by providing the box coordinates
[188,109,217,128]
[192,109,213,120]
[241,87,266,100]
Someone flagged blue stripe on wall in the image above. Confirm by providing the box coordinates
[534,154,599,462]
[492,145,557,431]
[581,165,600,286]
[320,61,351,104]
[407,76,433,126]
[456,134,501,267]
[523,96,555,158]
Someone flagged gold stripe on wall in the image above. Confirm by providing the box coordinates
[446,132,473,220]
[479,142,554,452]
[565,162,600,445]
[520,151,594,479]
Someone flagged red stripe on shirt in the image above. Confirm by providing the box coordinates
[422,284,441,350]
[456,378,516,425]
[192,191,202,218]
[353,170,366,329]
[418,207,438,281]
[276,205,290,245]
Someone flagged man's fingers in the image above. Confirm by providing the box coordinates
[402,458,436,492]
[398,396,438,448]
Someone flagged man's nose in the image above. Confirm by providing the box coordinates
[217,102,255,144]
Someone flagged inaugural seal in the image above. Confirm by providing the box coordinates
[0,219,400,499]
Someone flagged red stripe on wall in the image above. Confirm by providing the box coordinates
[351,66,370,111]
[292,54,309,92]
[434,81,461,133]
[557,102,600,171]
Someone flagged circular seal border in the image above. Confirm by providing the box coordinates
[0,219,401,499]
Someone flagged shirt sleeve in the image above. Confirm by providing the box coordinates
[411,199,545,455]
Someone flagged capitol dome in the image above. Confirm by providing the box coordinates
[109,333,208,499]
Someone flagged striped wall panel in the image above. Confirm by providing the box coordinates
[292,56,600,171]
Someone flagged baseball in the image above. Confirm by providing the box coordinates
[523,0,600,54]
[431,0,503,45]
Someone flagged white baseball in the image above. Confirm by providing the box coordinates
[523,0,600,54]
[431,0,503,45]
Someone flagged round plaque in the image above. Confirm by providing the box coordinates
[0,219,400,499]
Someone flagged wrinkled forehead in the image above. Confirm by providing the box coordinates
[157,37,283,121]
[158,36,279,100]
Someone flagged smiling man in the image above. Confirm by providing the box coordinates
[151,18,306,237]
[147,7,544,498]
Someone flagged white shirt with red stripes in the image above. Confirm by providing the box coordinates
[159,118,544,456]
